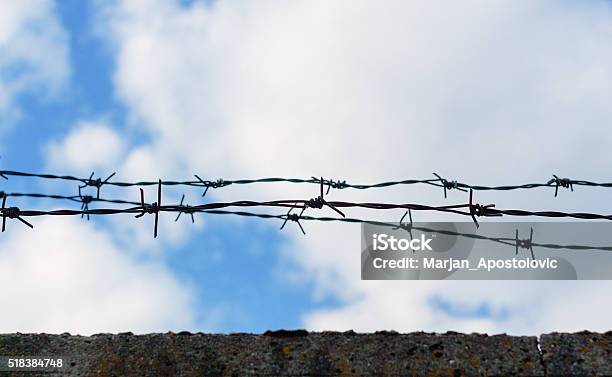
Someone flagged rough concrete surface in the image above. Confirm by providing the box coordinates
[540,331,611,376]
[0,330,609,376]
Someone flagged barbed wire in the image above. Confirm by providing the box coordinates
[0,167,612,259]
[2,170,611,198]
[198,209,612,256]
[2,170,612,238]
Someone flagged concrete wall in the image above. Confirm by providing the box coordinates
[0,330,609,376]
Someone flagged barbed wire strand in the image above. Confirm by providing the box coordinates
[2,187,610,254]
[2,183,612,238]
[2,170,612,197]
[194,209,612,255]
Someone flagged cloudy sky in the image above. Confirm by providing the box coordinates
[1,0,612,335]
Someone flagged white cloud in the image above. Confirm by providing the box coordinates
[93,0,612,334]
[46,121,127,174]
[45,122,205,253]
[0,1,209,335]
[0,217,197,335]
[0,0,69,134]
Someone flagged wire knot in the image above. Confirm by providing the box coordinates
[194,175,230,197]
[443,179,459,190]
[280,205,306,234]
[134,179,162,238]
[1,195,33,232]
[89,178,102,188]
[305,197,325,209]
[211,179,226,188]
[433,173,467,198]
[313,177,348,194]
[548,175,573,197]
[471,203,494,217]
[79,171,116,199]
[2,206,21,219]
[302,177,345,217]
[515,228,535,259]
[393,210,414,244]
[467,189,500,228]
[174,194,196,223]
[141,202,159,214]
[329,180,347,189]
[79,194,94,221]
[286,213,300,222]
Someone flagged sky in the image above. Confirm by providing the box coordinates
[1,0,612,335]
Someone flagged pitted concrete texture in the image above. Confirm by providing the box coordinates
[0,330,609,376]
[540,331,611,376]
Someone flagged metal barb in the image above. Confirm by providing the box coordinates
[4,170,612,236]
[515,227,535,259]
[194,175,229,197]
[79,171,116,199]
[304,177,345,217]
[548,175,573,197]
[1,195,33,232]
[1,195,5,232]
[80,194,93,221]
[4,168,612,193]
[175,194,195,223]
[393,210,414,245]
[433,173,467,199]
[468,189,500,228]
[313,177,347,195]
[135,179,162,238]
[280,205,306,235]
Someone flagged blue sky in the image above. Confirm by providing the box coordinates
[3,2,103,167]
[2,0,612,335]
[1,0,343,333]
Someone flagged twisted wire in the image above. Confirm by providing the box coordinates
[2,170,612,238]
[3,170,612,196]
